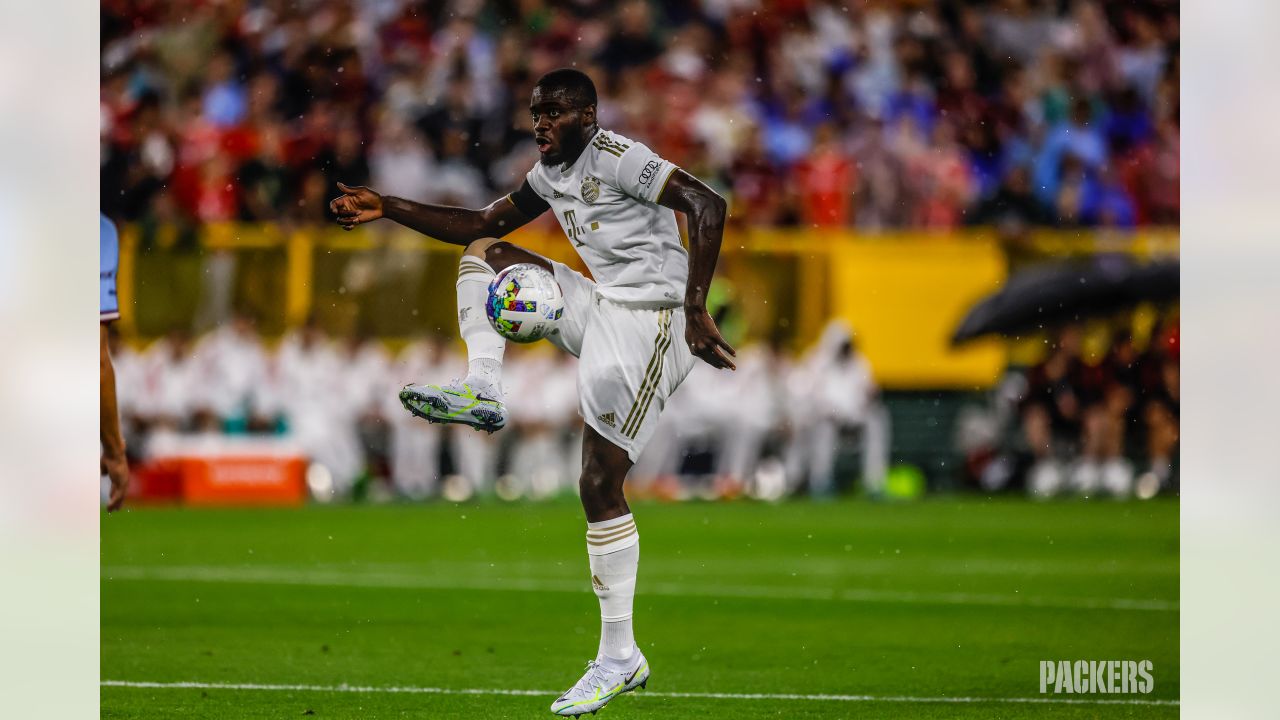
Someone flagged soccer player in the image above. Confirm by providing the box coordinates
[330,68,735,716]
[100,214,129,511]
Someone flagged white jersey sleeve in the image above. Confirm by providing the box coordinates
[611,141,679,205]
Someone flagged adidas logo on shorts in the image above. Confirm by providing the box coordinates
[597,412,616,428]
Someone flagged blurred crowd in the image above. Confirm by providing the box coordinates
[101,0,1178,232]
[109,317,889,501]
[112,307,1177,501]
[956,314,1179,498]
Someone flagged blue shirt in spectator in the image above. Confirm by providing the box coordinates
[883,87,935,137]
[1033,121,1108,204]
[101,214,120,322]
[1081,177,1137,228]
[1105,106,1154,154]
[203,81,248,128]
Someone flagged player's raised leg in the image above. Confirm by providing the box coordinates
[399,239,553,432]
[551,427,649,717]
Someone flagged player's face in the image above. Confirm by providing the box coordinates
[530,86,594,166]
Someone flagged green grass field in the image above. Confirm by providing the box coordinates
[101,498,1178,718]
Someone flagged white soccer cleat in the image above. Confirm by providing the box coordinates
[549,650,649,716]
[398,378,507,433]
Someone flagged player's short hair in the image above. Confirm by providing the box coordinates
[535,68,597,108]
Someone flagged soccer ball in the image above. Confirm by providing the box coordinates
[486,263,564,343]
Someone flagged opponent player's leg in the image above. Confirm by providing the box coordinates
[551,426,649,717]
[399,239,553,432]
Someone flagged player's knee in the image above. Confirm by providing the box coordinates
[578,467,607,500]
[466,239,523,273]
[579,460,623,504]
[463,237,501,260]
[481,240,520,267]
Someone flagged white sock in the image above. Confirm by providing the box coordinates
[456,255,504,390]
[586,514,640,667]
[600,619,635,666]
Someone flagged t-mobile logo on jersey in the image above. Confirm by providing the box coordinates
[562,210,601,247]
[1039,660,1154,694]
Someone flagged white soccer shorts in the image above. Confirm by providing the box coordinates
[547,260,696,462]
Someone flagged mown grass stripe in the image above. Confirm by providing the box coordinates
[102,566,1178,612]
[100,680,1178,706]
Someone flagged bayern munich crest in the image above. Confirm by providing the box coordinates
[581,176,601,204]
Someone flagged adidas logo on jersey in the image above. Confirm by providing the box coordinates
[597,412,616,428]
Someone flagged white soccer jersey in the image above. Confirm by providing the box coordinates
[521,130,687,307]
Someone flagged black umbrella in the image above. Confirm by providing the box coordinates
[950,256,1178,345]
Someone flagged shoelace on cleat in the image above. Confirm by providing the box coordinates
[439,378,468,394]
[444,378,501,403]
[569,661,610,697]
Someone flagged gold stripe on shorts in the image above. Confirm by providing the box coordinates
[624,307,675,417]
[621,309,672,438]
[620,310,670,437]
[626,310,673,438]
[625,331,671,440]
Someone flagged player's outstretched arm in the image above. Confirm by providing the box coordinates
[328,182,537,246]
[658,170,737,371]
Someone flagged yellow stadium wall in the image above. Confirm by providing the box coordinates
[828,238,1007,390]
[115,223,1177,391]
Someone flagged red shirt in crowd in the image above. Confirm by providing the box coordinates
[793,144,856,227]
